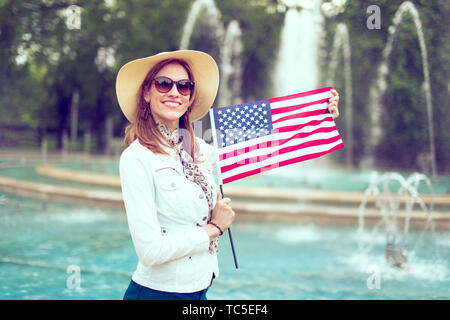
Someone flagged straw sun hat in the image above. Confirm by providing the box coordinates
[115,50,220,123]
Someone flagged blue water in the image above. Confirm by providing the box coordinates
[25,160,450,194]
[0,193,448,300]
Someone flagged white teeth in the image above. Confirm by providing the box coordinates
[164,102,180,107]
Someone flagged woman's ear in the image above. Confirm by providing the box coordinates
[143,87,151,103]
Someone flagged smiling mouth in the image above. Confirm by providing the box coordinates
[163,101,181,108]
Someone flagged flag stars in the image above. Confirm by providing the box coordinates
[214,100,273,148]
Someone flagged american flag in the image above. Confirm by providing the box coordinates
[209,86,344,184]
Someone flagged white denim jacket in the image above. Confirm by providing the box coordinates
[119,138,219,293]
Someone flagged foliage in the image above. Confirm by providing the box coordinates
[321,0,450,173]
[0,0,449,174]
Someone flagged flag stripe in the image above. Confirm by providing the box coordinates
[271,102,327,122]
[219,125,338,161]
[219,129,340,167]
[221,139,344,180]
[221,142,344,184]
[273,117,334,133]
[268,86,333,103]
[220,135,343,174]
[270,98,330,115]
[272,109,328,124]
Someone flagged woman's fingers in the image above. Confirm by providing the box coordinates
[328,89,340,119]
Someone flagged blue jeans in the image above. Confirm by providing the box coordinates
[123,280,209,300]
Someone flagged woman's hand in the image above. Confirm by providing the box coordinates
[328,89,340,119]
[202,192,235,240]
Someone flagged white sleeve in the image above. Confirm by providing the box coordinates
[119,150,210,267]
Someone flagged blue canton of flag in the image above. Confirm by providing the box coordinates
[213,100,273,148]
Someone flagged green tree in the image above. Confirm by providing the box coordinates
[321,0,450,173]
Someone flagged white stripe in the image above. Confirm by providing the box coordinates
[270,91,332,110]
[271,102,328,122]
[219,131,340,167]
[273,113,332,129]
[221,139,343,180]
[218,119,337,154]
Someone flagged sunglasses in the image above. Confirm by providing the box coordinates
[152,76,194,96]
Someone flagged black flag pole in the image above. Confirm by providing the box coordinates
[219,184,239,269]
[210,109,238,269]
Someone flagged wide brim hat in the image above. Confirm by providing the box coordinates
[115,50,219,123]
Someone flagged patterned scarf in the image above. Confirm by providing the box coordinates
[155,120,219,254]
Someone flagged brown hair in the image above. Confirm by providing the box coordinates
[123,59,199,160]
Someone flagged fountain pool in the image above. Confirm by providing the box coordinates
[0,193,448,300]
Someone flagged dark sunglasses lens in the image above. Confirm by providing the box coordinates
[176,80,193,96]
[154,77,173,93]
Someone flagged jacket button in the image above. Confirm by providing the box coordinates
[170,182,176,188]
[199,194,204,199]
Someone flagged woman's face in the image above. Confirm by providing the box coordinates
[144,62,191,131]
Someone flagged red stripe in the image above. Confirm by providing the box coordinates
[268,86,333,103]
[220,135,342,174]
[274,117,334,133]
[271,98,330,115]
[272,109,328,124]
[219,126,338,161]
[222,142,344,184]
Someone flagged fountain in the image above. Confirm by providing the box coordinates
[328,22,353,168]
[273,0,323,96]
[217,20,243,108]
[1,1,449,301]
[179,0,243,108]
[367,1,437,179]
[179,0,224,51]
[357,171,435,269]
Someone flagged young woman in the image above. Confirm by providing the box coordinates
[116,50,235,300]
[115,50,340,300]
